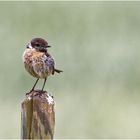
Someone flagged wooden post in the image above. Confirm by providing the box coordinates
[21,90,55,139]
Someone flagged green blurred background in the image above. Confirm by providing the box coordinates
[0,1,140,138]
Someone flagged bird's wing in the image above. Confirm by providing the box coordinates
[44,54,55,75]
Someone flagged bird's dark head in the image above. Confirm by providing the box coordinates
[27,38,51,52]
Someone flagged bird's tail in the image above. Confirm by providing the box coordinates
[54,68,63,73]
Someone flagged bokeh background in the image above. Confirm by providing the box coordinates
[0,1,140,138]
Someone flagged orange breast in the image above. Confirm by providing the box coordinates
[23,49,49,79]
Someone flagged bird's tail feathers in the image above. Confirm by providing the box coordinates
[54,69,63,73]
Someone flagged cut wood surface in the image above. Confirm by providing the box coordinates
[21,90,55,139]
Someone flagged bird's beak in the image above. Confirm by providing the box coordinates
[47,45,51,48]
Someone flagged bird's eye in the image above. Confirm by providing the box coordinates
[36,44,40,47]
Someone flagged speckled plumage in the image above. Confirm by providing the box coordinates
[23,38,62,91]
[23,48,54,79]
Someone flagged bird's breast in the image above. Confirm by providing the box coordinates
[23,49,54,78]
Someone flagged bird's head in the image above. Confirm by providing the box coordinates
[26,38,51,52]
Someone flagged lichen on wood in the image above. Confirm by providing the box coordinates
[21,90,55,139]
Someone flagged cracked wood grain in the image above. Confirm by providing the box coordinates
[21,90,55,139]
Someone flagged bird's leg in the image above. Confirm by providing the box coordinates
[30,78,39,92]
[42,78,47,91]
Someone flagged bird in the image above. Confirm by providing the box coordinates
[23,38,63,92]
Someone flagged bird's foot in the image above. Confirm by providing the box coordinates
[26,89,47,97]
[26,89,34,95]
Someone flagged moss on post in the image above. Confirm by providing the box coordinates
[21,90,55,139]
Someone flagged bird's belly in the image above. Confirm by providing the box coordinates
[32,59,49,79]
[23,50,51,79]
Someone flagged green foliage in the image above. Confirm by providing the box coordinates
[0,1,140,138]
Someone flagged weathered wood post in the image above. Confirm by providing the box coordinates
[21,90,55,139]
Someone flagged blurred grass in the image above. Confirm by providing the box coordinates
[0,1,140,138]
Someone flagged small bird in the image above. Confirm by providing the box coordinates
[23,38,63,92]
